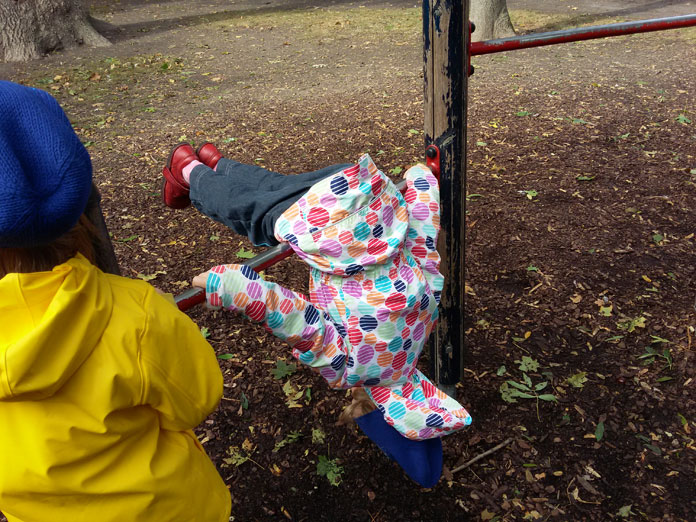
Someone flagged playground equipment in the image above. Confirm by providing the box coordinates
[469,14,696,56]
[420,4,696,393]
[92,1,696,391]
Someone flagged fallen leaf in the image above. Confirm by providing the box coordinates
[480,509,495,521]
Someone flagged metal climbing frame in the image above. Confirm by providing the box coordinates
[164,3,696,392]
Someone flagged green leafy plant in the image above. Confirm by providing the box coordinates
[273,431,302,452]
[611,132,630,141]
[677,413,688,430]
[312,428,326,444]
[617,505,634,518]
[638,338,673,379]
[617,316,646,333]
[523,189,538,200]
[271,360,297,380]
[516,356,539,373]
[499,356,557,420]
[223,440,261,468]
[595,421,605,441]
[636,434,661,455]
[317,455,344,486]
[566,371,588,388]
[676,114,691,125]
[599,304,613,316]
[235,247,255,259]
[223,447,249,467]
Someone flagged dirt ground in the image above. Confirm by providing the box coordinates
[1,1,695,521]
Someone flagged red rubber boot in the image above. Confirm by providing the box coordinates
[161,143,197,209]
[196,142,223,169]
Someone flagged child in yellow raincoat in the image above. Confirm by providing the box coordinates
[0,81,231,521]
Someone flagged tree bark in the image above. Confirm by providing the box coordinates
[470,0,515,41]
[0,0,110,62]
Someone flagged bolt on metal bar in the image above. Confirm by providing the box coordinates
[470,14,696,56]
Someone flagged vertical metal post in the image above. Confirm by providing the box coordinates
[424,0,468,393]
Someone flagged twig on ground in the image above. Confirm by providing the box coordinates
[452,437,514,474]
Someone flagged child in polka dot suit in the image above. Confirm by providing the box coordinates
[187,151,472,485]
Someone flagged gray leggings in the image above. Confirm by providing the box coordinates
[189,159,351,246]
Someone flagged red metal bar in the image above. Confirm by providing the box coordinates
[175,244,293,311]
[470,14,696,56]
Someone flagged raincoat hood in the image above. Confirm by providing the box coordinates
[0,254,112,401]
[275,154,409,275]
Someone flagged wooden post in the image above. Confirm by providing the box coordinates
[423,0,468,392]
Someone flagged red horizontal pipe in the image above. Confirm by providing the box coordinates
[470,14,696,56]
[175,244,293,311]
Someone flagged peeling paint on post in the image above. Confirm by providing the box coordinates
[424,0,468,392]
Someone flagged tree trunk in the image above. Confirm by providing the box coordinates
[0,0,110,62]
[470,0,515,41]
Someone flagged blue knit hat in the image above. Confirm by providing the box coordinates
[0,81,92,248]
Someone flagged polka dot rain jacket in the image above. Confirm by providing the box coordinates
[206,154,472,440]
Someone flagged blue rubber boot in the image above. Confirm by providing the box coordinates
[356,409,443,488]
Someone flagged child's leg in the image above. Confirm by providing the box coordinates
[189,159,351,246]
[336,387,376,425]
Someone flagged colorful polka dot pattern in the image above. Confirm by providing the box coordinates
[206,155,471,440]
[274,155,408,276]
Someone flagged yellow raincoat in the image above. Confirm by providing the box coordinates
[0,254,231,521]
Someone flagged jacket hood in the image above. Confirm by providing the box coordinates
[274,154,408,275]
[0,254,112,400]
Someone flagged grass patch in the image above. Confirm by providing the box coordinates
[510,10,622,34]
[675,25,696,43]
[215,7,422,41]
[23,54,187,101]
[510,10,696,44]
